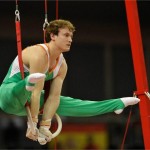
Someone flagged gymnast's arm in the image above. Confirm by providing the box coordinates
[26,46,48,118]
[42,59,67,121]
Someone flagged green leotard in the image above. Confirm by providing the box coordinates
[0,44,125,116]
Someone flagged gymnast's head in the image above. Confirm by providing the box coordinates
[45,19,75,43]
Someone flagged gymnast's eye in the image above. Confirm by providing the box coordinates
[64,33,73,40]
[64,33,70,37]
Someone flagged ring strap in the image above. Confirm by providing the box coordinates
[32,116,38,123]
[40,119,51,126]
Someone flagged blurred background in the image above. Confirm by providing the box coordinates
[0,0,150,149]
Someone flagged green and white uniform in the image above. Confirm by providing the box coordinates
[0,44,125,116]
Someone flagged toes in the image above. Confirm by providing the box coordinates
[120,97,140,107]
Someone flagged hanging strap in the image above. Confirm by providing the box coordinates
[120,106,133,150]
[56,0,59,19]
[43,0,59,43]
[15,1,24,79]
[15,0,35,134]
[43,0,49,43]
[42,1,60,149]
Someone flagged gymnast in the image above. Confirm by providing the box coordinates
[0,19,140,144]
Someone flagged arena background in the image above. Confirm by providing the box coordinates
[0,1,150,149]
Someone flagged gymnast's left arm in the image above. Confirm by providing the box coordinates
[42,59,67,121]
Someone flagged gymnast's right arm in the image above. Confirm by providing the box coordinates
[23,46,48,118]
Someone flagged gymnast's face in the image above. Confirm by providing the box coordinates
[53,27,73,52]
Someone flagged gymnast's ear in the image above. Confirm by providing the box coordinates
[50,33,56,41]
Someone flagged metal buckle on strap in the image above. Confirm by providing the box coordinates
[15,4,20,21]
[43,14,49,30]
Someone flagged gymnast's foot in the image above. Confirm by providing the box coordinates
[26,73,46,91]
[114,97,140,114]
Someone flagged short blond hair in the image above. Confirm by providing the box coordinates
[45,19,75,42]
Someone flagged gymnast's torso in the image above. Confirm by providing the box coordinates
[2,44,64,84]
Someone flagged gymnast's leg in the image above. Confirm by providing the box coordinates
[0,80,30,114]
[0,73,45,114]
[11,73,45,104]
[57,96,140,117]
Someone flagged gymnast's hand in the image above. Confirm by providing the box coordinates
[38,126,53,145]
[26,117,39,141]
[26,126,39,141]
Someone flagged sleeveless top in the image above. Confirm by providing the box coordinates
[2,44,64,84]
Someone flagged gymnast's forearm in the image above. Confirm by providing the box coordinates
[30,93,41,117]
[56,96,125,117]
[42,96,60,120]
[30,79,45,118]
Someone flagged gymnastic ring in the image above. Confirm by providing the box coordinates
[52,113,62,138]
